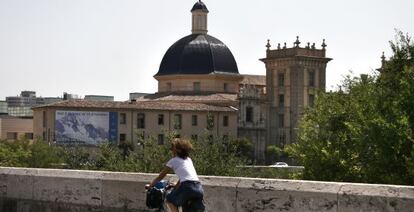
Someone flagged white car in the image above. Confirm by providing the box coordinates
[270,162,289,167]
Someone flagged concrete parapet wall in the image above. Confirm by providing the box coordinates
[0,167,413,212]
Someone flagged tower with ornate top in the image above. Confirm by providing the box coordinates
[260,37,332,147]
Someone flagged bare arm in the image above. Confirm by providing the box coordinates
[175,180,181,189]
[148,166,172,188]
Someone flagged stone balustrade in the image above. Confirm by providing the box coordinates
[0,167,413,211]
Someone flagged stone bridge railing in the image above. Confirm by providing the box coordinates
[0,167,413,211]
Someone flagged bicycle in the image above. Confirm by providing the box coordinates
[146,180,205,212]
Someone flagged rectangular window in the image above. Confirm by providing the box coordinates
[278,73,285,86]
[279,94,284,107]
[174,114,182,130]
[137,113,145,129]
[246,107,253,123]
[278,114,284,128]
[223,115,229,127]
[175,134,181,139]
[192,115,198,126]
[120,133,126,142]
[120,113,126,124]
[158,134,164,145]
[309,94,315,107]
[158,114,164,125]
[193,82,201,92]
[25,133,33,139]
[167,82,172,91]
[7,132,17,140]
[191,134,198,141]
[279,131,286,145]
[224,83,228,92]
[309,70,315,87]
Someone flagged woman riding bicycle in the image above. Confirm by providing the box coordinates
[146,138,204,212]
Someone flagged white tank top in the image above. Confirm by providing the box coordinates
[166,157,199,182]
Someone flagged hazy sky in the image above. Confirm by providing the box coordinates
[0,0,413,100]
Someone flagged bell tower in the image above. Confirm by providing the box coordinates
[191,0,209,34]
[261,37,332,147]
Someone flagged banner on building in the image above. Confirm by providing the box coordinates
[55,110,118,145]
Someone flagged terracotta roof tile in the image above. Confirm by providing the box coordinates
[33,99,237,112]
[140,92,238,103]
[240,74,266,86]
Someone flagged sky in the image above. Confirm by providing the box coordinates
[0,0,413,101]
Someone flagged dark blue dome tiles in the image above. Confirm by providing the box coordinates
[156,34,239,76]
[191,1,209,12]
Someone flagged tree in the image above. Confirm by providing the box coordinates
[0,138,63,168]
[265,145,283,165]
[191,135,247,176]
[286,32,414,185]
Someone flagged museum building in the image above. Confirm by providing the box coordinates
[33,0,331,161]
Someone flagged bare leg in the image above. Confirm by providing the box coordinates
[166,202,179,212]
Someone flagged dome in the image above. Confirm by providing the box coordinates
[191,1,209,12]
[155,34,239,76]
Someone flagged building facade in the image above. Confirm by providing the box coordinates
[33,101,237,145]
[0,115,33,140]
[237,75,267,161]
[31,1,331,162]
[84,95,114,101]
[0,101,7,115]
[5,91,62,118]
[261,39,331,147]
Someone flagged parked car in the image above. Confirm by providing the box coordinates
[269,162,289,167]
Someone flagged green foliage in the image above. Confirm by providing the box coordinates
[191,135,247,176]
[287,31,414,185]
[0,139,31,167]
[28,139,64,168]
[0,134,297,180]
[0,139,63,168]
[61,145,93,170]
[265,145,283,164]
[206,113,214,131]
[229,138,254,160]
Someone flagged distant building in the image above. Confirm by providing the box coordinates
[5,91,62,117]
[0,91,60,140]
[63,92,80,100]
[129,93,150,101]
[0,115,33,140]
[0,101,7,115]
[84,95,114,101]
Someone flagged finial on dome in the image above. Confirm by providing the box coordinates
[294,36,301,48]
[381,52,386,62]
[191,0,209,12]
[266,39,271,50]
[191,0,209,34]
[321,39,327,50]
